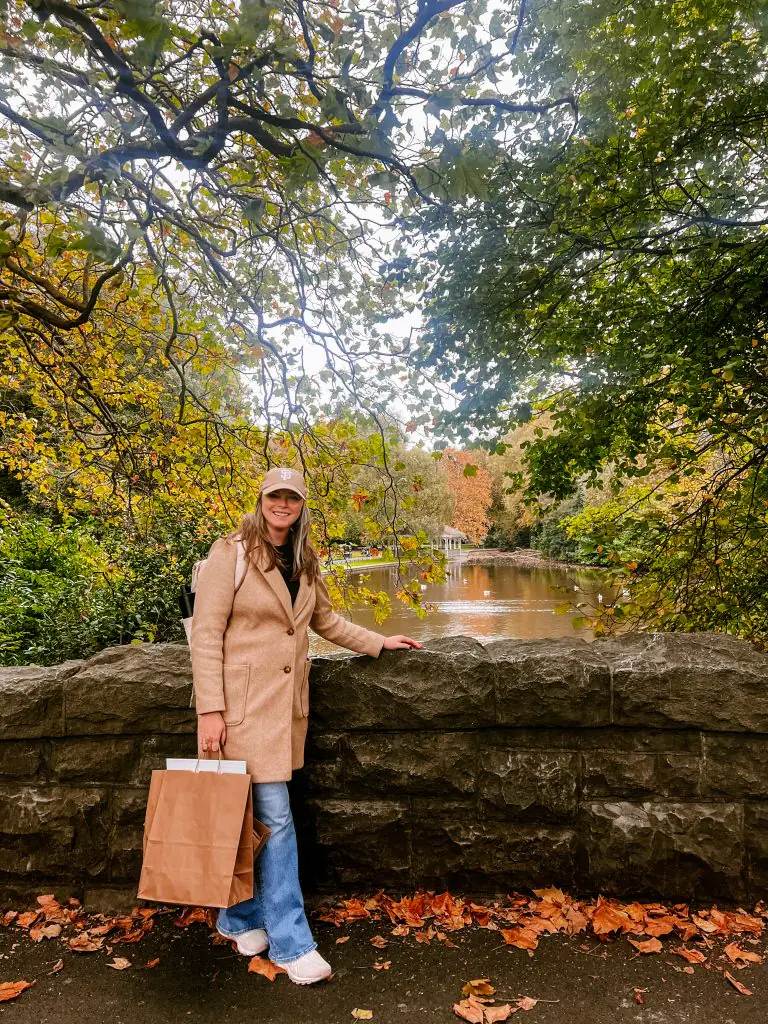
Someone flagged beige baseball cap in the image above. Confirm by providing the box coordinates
[259,466,308,499]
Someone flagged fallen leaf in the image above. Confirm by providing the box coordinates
[67,933,104,953]
[391,925,409,937]
[107,957,131,970]
[1,911,18,927]
[692,914,718,934]
[629,937,663,954]
[517,997,538,1011]
[725,971,753,996]
[29,923,62,942]
[453,998,486,1023]
[146,957,160,968]
[500,927,538,951]
[174,907,209,928]
[533,886,566,903]
[591,899,631,936]
[484,1005,515,1023]
[643,917,677,937]
[247,956,287,982]
[414,927,436,944]
[336,936,350,944]
[370,935,388,948]
[16,912,39,929]
[724,942,764,966]
[670,946,706,964]
[351,1010,374,1020]
[48,959,64,975]
[682,966,695,975]
[633,988,646,1005]
[462,979,495,998]
[723,911,762,936]
[372,960,391,971]
[0,981,34,1003]
[114,927,149,944]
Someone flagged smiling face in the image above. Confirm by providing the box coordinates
[261,488,304,537]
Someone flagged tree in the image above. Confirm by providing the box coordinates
[416,0,768,640]
[0,0,573,444]
[439,448,492,543]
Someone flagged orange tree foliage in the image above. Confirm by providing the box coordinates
[439,449,492,544]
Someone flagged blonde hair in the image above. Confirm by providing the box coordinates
[233,495,319,583]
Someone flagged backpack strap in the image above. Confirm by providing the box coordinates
[234,539,247,593]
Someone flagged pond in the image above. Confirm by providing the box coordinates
[310,558,607,655]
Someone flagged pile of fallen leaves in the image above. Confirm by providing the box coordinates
[0,895,209,1002]
[316,887,767,1000]
[1,888,766,1007]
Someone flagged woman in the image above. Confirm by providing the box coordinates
[191,466,421,984]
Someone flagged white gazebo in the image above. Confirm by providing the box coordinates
[433,525,467,559]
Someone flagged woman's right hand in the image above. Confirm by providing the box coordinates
[197,711,227,754]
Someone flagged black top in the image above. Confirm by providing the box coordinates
[276,543,300,606]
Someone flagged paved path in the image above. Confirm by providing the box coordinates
[1,907,766,1023]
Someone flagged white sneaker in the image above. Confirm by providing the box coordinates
[280,949,332,985]
[217,925,268,956]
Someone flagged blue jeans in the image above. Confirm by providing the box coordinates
[216,782,316,964]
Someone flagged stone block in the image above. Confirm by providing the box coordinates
[83,886,140,914]
[655,753,701,799]
[50,738,137,783]
[478,748,578,820]
[0,662,78,739]
[744,803,768,897]
[303,798,411,889]
[486,638,611,727]
[411,814,577,892]
[0,784,110,881]
[108,788,149,882]
[600,632,768,731]
[299,731,344,795]
[582,752,656,799]
[64,644,197,735]
[701,735,768,800]
[580,800,744,900]
[311,636,496,731]
[0,742,44,780]
[131,734,197,785]
[344,732,477,796]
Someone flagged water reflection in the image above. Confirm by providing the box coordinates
[310,560,607,655]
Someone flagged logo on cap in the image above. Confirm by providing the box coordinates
[280,469,292,481]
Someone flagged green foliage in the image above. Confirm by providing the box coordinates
[416,0,768,641]
[0,505,217,666]
[531,496,584,564]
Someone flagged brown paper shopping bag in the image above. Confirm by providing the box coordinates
[138,767,255,908]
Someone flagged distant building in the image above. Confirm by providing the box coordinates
[433,525,468,558]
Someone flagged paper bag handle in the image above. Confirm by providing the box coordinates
[194,749,224,773]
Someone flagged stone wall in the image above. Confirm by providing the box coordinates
[2,632,768,905]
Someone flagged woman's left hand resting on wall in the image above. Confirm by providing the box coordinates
[382,635,423,650]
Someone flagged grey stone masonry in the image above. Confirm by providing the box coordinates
[1,633,768,903]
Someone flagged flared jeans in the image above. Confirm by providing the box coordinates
[216,781,316,963]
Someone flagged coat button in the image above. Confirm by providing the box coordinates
[283,665,291,673]
[287,627,295,636]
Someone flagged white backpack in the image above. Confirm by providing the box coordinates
[180,539,248,645]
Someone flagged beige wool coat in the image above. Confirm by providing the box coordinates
[190,537,385,781]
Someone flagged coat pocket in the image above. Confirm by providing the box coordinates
[222,665,249,726]
[300,658,311,717]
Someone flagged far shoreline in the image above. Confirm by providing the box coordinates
[334,547,598,574]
